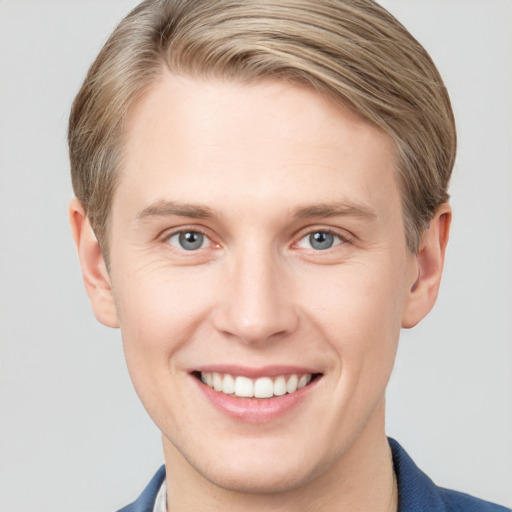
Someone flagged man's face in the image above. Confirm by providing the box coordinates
[106,73,417,491]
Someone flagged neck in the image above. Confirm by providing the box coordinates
[163,402,397,512]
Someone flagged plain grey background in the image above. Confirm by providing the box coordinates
[0,1,511,511]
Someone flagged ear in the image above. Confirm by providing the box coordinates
[69,198,119,328]
[401,203,451,328]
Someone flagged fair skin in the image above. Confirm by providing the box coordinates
[70,73,450,512]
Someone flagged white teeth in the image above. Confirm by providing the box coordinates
[213,372,222,392]
[254,377,273,398]
[286,374,298,393]
[298,374,312,389]
[199,371,314,398]
[235,376,253,397]
[222,374,235,394]
[273,376,287,396]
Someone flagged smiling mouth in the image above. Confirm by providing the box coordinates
[194,371,320,399]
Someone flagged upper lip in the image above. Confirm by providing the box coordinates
[191,365,321,378]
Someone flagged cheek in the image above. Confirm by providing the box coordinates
[305,262,406,363]
[111,272,208,429]
[111,268,210,383]
[114,259,212,332]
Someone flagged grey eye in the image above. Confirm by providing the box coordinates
[309,232,334,250]
[298,231,342,251]
[168,231,207,250]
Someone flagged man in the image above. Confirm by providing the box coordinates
[68,1,509,511]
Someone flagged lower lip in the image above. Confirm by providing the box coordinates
[193,376,319,424]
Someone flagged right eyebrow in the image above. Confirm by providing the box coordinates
[135,200,216,223]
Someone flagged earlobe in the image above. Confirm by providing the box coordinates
[69,198,119,328]
[401,203,451,328]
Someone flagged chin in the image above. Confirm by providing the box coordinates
[176,435,330,496]
[199,460,316,495]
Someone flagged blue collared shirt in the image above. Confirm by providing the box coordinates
[117,438,510,512]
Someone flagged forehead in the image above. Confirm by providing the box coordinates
[114,72,400,224]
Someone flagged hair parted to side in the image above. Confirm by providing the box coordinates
[69,0,456,262]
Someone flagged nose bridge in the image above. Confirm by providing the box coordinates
[213,241,298,344]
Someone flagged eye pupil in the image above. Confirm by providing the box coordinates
[179,231,204,250]
[309,231,334,250]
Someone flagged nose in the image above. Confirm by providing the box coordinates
[212,247,299,345]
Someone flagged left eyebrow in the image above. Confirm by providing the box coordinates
[135,200,215,223]
[292,202,377,221]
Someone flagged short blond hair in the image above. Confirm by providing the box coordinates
[69,0,456,260]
